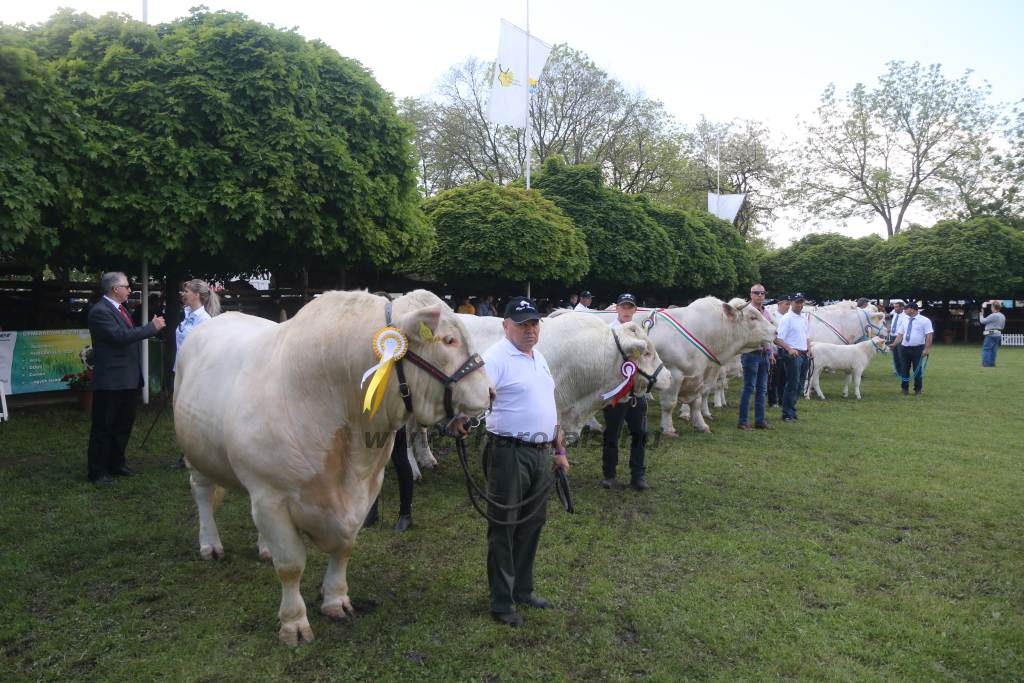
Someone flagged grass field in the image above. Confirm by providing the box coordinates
[1,344,1022,681]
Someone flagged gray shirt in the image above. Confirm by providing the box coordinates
[980,311,1006,334]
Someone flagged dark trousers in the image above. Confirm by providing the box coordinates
[483,436,553,615]
[87,388,139,480]
[781,353,806,419]
[602,396,648,480]
[899,345,925,392]
[738,352,769,426]
[390,427,413,516]
[768,353,787,407]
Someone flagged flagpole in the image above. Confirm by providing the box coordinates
[524,0,532,191]
[716,134,721,217]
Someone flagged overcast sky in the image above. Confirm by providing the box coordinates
[6,0,1023,242]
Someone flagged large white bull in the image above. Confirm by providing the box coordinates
[410,312,670,466]
[174,290,493,645]
[593,298,776,434]
[805,306,887,345]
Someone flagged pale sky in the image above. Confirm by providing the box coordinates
[5,0,1023,243]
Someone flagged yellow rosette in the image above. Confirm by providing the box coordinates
[360,327,410,416]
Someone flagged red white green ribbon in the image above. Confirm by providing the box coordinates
[810,312,850,344]
[653,309,722,366]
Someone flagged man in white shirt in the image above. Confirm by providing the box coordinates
[774,293,809,422]
[480,296,569,627]
[887,300,933,395]
[574,290,593,311]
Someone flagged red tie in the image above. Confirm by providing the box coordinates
[119,304,134,327]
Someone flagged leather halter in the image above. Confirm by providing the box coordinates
[611,328,664,401]
[385,301,485,420]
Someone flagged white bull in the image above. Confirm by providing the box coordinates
[410,312,671,465]
[805,306,887,345]
[594,298,776,434]
[804,336,888,400]
[174,290,493,645]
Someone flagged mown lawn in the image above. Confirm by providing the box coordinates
[1,344,1021,681]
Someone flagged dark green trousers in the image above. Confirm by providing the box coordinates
[483,436,554,615]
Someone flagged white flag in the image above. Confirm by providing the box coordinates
[487,20,551,129]
[707,193,746,223]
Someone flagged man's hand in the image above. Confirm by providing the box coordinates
[448,416,470,437]
[553,452,570,473]
[152,315,166,332]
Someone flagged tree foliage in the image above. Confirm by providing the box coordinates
[759,233,885,301]
[2,9,429,276]
[420,181,588,289]
[531,158,676,292]
[793,61,1003,237]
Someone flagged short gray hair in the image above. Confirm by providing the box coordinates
[100,272,127,294]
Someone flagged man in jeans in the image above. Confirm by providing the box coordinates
[774,293,809,422]
[737,284,775,430]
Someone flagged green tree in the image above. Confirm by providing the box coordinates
[793,61,1002,237]
[9,9,430,276]
[760,233,884,301]
[531,158,676,292]
[879,217,1024,297]
[0,41,82,260]
[420,181,588,289]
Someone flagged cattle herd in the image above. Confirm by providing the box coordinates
[172,290,892,644]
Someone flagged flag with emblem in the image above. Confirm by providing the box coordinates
[487,19,551,128]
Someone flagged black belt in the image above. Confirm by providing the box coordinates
[487,433,553,450]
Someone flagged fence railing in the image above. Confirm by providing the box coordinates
[1001,333,1024,347]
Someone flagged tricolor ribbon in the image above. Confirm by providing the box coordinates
[601,360,637,406]
[361,327,409,416]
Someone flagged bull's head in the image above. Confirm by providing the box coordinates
[617,322,671,393]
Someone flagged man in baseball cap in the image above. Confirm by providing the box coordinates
[504,296,542,322]
[574,291,593,312]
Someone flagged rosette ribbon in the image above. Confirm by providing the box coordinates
[601,360,637,406]
[361,327,410,416]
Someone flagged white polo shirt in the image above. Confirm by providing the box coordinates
[573,303,590,312]
[776,310,808,351]
[483,337,558,443]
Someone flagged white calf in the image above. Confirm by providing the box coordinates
[804,336,888,400]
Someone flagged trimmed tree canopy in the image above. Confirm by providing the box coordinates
[420,181,588,288]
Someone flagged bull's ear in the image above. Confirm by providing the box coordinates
[398,304,443,344]
[722,302,739,320]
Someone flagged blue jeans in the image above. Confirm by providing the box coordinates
[738,351,769,426]
[781,353,806,419]
[982,335,1001,367]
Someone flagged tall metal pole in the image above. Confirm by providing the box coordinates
[524,0,532,191]
[716,134,721,217]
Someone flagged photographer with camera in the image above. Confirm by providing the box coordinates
[980,300,1005,368]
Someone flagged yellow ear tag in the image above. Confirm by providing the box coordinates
[418,321,435,343]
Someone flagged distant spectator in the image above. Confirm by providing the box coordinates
[856,297,870,309]
[476,295,497,317]
[574,291,593,312]
[567,293,579,309]
[456,297,476,315]
[979,300,1006,367]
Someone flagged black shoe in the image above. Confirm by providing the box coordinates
[112,466,135,477]
[491,611,524,627]
[901,388,909,395]
[393,514,412,532]
[516,596,552,609]
[755,422,773,430]
[914,389,921,395]
[90,473,114,485]
[600,478,616,489]
[169,456,187,470]
[630,478,649,491]
[782,416,796,423]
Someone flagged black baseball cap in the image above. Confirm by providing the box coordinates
[504,296,542,322]
[789,292,806,301]
[616,293,637,306]
[857,297,869,305]
[904,300,919,310]
[579,290,593,299]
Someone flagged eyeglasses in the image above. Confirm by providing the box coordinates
[750,291,766,295]
[114,284,131,290]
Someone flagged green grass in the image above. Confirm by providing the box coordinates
[1,344,1022,681]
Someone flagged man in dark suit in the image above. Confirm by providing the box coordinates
[87,272,166,484]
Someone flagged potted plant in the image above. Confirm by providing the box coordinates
[61,368,94,412]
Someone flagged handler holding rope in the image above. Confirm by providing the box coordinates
[888,300,933,395]
[478,296,569,628]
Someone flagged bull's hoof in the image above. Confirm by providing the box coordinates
[661,429,678,438]
[200,544,224,561]
[321,597,355,621]
[279,618,314,646]
[696,426,712,434]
